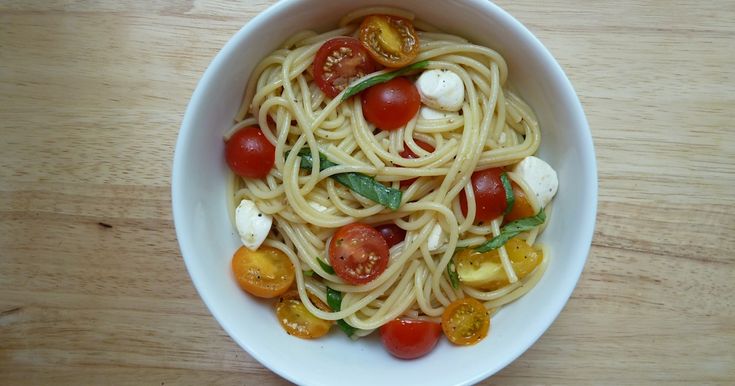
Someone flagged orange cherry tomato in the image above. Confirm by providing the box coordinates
[231,246,294,298]
[504,182,535,223]
[359,15,419,68]
[380,318,442,359]
[329,223,389,285]
[455,237,543,291]
[441,297,490,345]
[275,290,333,339]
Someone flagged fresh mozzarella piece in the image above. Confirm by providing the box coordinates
[235,199,273,250]
[419,106,450,120]
[415,69,464,112]
[513,156,559,208]
[426,223,447,251]
[308,201,328,213]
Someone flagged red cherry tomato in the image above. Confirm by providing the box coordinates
[459,168,508,223]
[361,77,420,131]
[375,223,406,248]
[380,318,442,359]
[225,126,275,179]
[313,37,378,98]
[329,223,389,285]
[398,139,435,188]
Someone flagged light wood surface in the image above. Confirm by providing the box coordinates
[1,1,733,384]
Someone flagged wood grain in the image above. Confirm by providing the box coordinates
[1,1,733,384]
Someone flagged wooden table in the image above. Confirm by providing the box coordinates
[1,1,733,384]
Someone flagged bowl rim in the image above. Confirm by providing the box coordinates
[172,0,598,384]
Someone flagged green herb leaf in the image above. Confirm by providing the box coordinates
[500,172,515,217]
[303,269,314,277]
[447,258,460,289]
[475,209,546,253]
[295,149,403,210]
[336,320,356,337]
[326,287,343,311]
[316,257,335,275]
[341,60,430,101]
[326,287,356,337]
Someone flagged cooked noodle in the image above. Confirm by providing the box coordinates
[226,9,548,336]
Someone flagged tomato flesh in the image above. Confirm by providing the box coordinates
[460,168,508,223]
[380,318,442,359]
[275,290,332,339]
[313,37,378,98]
[375,223,406,248]
[504,182,535,223]
[441,298,490,345]
[359,15,419,68]
[362,77,420,131]
[231,246,295,298]
[455,237,543,290]
[399,139,435,188]
[329,223,389,285]
[225,126,275,179]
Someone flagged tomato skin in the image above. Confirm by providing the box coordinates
[459,168,508,223]
[361,77,420,131]
[329,223,389,285]
[359,15,419,68]
[275,290,333,339]
[231,246,295,298]
[380,319,442,359]
[399,139,435,188]
[441,298,490,345]
[375,223,406,248]
[225,126,275,179]
[313,37,378,98]
[504,182,535,223]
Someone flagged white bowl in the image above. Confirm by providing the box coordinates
[172,1,597,385]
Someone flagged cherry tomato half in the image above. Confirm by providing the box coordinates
[275,290,333,339]
[225,126,275,179]
[459,168,508,223]
[231,245,295,298]
[362,77,420,131]
[455,237,543,291]
[375,223,406,248]
[359,15,419,68]
[313,37,378,98]
[441,298,490,345]
[504,182,535,223]
[380,318,442,359]
[329,223,389,285]
[399,139,435,188]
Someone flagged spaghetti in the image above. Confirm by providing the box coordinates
[225,7,555,350]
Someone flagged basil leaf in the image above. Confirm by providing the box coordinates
[326,287,356,337]
[295,149,403,210]
[303,269,314,277]
[447,258,460,289]
[336,320,356,337]
[500,172,515,217]
[317,257,335,275]
[341,60,430,101]
[475,209,546,253]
